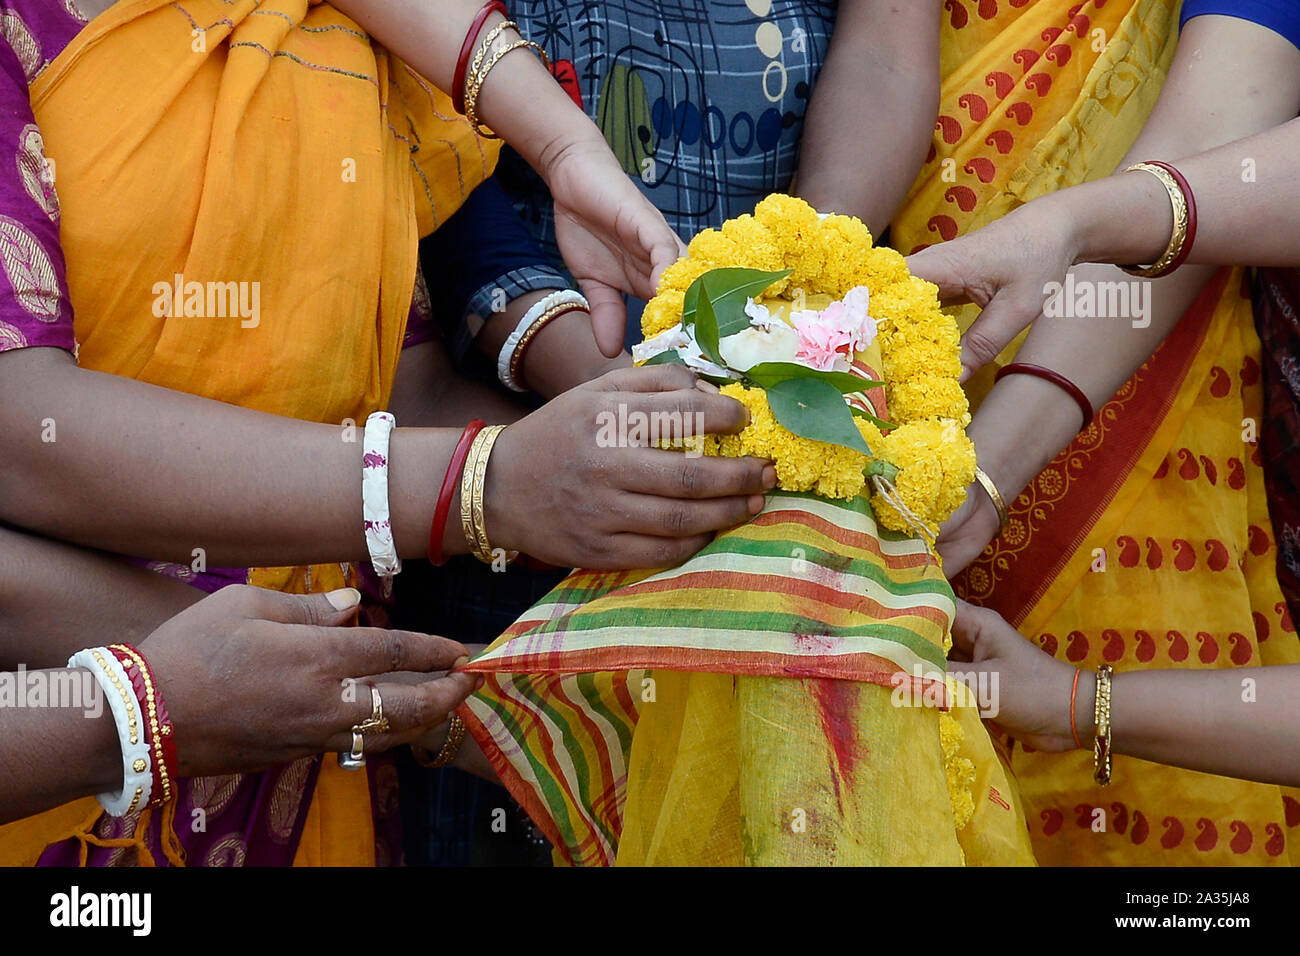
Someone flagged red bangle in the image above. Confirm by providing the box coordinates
[429,419,485,564]
[994,362,1094,431]
[453,2,507,115]
[1142,160,1197,277]
[1069,668,1084,750]
[108,643,178,808]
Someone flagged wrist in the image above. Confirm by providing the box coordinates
[968,373,1086,503]
[1066,172,1173,267]
[524,309,631,397]
[1072,668,1098,746]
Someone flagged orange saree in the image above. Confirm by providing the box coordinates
[0,0,497,866]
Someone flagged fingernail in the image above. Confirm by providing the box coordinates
[325,587,361,611]
[695,379,719,394]
[451,655,471,670]
[762,465,777,490]
[749,494,765,514]
[474,676,485,691]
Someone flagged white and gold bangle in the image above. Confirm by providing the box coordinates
[497,289,588,391]
[68,647,152,817]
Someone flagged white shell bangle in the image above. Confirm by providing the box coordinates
[497,289,588,392]
[68,647,153,817]
[362,411,401,585]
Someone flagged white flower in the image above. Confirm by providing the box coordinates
[744,297,781,331]
[631,322,688,364]
[717,322,801,371]
[679,339,737,379]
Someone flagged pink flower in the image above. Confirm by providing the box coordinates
[790,286,878,371]
[792,310,853,371]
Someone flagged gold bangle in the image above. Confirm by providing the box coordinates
[508,303,589,391]
[1119,163,1189,277]
[471,425,518,565]
[464,27,550,139]
[973,466,1009,530]
[413,714,467,769]
[460,427,490,559]
[1093,663,1113,786]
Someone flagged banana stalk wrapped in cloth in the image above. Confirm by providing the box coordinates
[460,493,1033,866]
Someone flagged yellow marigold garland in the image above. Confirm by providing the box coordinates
[642,193,975,538]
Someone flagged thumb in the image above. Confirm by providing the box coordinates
[581,280,630,358]
[254,587,361,626]
[959,294,1029,383]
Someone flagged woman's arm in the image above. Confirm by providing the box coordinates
[0,524,199,670]
[795,0,942,235]
[951,601,1300,787]
[0,349,771,571]
[328,0,685,356]
[0,585,477,823]
[910,17,1300,570]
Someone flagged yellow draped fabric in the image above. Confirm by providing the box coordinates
[0,0,497,866]
[892,0,1300,864]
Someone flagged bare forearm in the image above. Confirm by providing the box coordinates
[0,349,472,567]
[0,524,199,669]
[0,683,123,823]
[1071,666,1300,787]
[328,0,601,177]
[796,1,940,234]
[973,17,1300,500]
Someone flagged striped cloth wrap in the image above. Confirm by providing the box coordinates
[457,490,986,866]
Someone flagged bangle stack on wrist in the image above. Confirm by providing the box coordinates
[497,289,589,392]
[70,643,177,817]
[461,424,518,566]
[1119,161,1198,278]
[413,714,467,769]
[453,2,550,138]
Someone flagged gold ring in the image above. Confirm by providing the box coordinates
[356,684,390,736]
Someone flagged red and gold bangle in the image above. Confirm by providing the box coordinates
[453,2,507,115]
[429,419,485,565]
[995,362,1094,431]
[508,303,588,392]
[108,643,177,808]
[1119,161,1197,278]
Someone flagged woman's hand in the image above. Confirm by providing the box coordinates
[542,138,687,357]
[949,599,1081,752]
[906,198,1076,381]
[141,585,479,777]
[936,481,1002,577]
[487,364,776,570]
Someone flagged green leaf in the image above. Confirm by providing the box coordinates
[694,284,721,363]
[765,377,871,455]
[745,362,884,394]
[641,349,686,367]
[682,267,792,334]
[849,404,894,436]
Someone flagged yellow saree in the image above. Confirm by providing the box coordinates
[0,0,497,866]
[892,0,1300,864]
